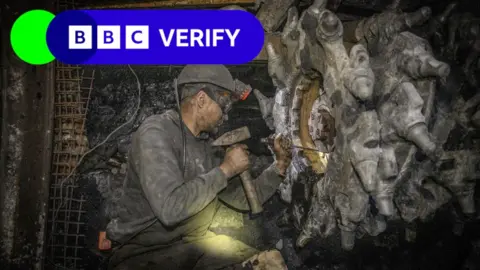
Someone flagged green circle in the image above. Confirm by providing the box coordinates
[10,10,56,65]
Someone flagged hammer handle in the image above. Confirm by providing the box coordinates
[240,171,264,215]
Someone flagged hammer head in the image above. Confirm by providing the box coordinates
[212,126,251,146]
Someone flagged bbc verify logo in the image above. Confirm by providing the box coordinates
[69,26,241,49]
[45,9,265,65]
[69,26,149,49]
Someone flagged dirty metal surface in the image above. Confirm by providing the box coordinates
[0,0,55,269]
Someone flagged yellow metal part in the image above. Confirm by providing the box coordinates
[299,80,328,174]
[82,0,256,9]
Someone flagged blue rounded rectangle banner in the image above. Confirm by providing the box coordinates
[46,9,265,65]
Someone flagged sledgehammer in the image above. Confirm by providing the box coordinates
[212,126,263,216]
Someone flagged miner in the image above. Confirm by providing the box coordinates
[106,65,291,270]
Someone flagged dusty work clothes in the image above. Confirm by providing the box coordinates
[107,109,283,270]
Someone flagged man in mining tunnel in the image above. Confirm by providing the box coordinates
[106,65,292,270]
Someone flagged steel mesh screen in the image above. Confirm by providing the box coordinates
[46,0,96,263]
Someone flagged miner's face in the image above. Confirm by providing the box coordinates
[195,91,224,132]
[208,89,235,130]
[209,99,226,130]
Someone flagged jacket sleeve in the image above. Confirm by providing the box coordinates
[134,124,228,227]
[218,163,283,211]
